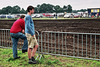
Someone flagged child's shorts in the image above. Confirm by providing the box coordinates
[26,33,39,48]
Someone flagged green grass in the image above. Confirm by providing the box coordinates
[0,48,100,67]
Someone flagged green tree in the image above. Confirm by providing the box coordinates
[54,5,63,13]
[34,7,38,13]
[0,4,73,14]
[5,6,12,14]
[67,5,72,13]
[72,10,78,13]
[0,9,2,14]
[20,8,26,14]
[1,7,7,14]
[12,5,21,14]
[1,6,13,14]
[37,5,40,13]
[80,9,87,12]
[63,5,67,12]
[39,3,54,13]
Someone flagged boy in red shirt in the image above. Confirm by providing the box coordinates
[10,15,28,59]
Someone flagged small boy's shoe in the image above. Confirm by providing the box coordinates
[28,59,37,64]
[31,57,35,61]
[28,57,37,64]
[14,56,20,60]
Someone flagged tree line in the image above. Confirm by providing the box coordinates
[0,3,87,14]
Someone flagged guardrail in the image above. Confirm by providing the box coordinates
[0,29,40,49]
[40,31,100,60]
[0,29,100,60]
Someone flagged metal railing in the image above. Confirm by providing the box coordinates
[0,29,100,60]
[0,29,40,49]
[40,31,100,61]
[0,29,12,49]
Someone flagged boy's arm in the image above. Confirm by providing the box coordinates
[20,20,25,30]
[26,17,35,36]
[20,21,25,34]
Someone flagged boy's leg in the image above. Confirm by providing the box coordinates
[17,32,28,52]
[28,41,39,64]
[31,45,39,57]
[22,38,28,53]
[31,35,39,57]
[28,48,32,59]
[11,37,19,58]
[28,45,38,64]
[26,34,38,64]
[28,47,37,64]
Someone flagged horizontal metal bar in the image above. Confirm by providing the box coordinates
[0,29,39,34]
[0,46,21,50]
[42,31,100,35]
[1,29,100,35]
[0,29,10,30]
[40,52,100,61]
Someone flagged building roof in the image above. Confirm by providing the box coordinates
[87,8,100,9]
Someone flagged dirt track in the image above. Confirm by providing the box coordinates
[0,19,100,33]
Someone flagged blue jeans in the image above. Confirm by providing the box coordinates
[10,32,28,58]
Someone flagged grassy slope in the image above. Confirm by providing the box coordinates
[0,48,100,67]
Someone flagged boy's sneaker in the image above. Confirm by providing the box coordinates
[28,59,37,64]
[14,56,20,60]
[28,57,37,64]
[31,57,35,61]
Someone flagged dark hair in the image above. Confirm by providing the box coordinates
[27,6,34,12]
[20,15,25,19]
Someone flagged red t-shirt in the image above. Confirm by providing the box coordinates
[10,18,25,33]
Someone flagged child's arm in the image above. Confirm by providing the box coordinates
[26,17,35,36]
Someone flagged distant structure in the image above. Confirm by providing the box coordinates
[88,8,100,17]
